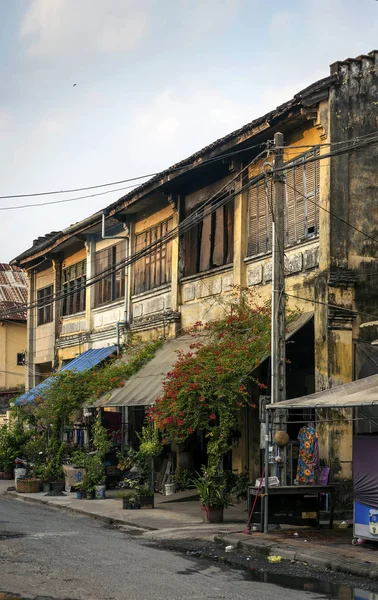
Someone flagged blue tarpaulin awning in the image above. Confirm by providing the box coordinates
[14,345,117,406]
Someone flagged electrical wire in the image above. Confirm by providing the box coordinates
[0,150,269,319]
[5,133,378,320]
[0,141,267,201]
[0,182,140,212]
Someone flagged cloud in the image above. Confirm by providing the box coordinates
[20,0,151,58]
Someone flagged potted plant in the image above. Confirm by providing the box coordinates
[34,464,51,492]
[135,483,154,508]
[74,481,86,499]
[192,467,230,523]
[116,489,139,510]
[122,478,154,508]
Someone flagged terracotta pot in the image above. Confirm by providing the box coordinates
[201,505,224,524]
[3,472,12,480]
[0,472,5,480]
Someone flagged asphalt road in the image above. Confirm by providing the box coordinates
[0,498,337,600]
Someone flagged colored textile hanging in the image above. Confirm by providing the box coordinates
[296,424,319,484]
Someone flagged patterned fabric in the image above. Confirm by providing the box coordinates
[296,425,319,484]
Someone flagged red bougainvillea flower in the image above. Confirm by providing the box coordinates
[209,413,216,420]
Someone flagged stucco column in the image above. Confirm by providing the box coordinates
[52,258,61,368]
[85,237,96,336]
[26,269,36,391]
[170,200,180,314]
[233,172,247,289]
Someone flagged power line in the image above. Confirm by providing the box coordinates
[0,183,140,212]
[284,182,378,248]
[6,134,378,320]
[2,130,378,206]
[1,150,269,319]
[0,141,267,201]
[285,292,378,322]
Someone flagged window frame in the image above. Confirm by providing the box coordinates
[133,218,173,295]
[247,147,320,258]
[61,260,87,316]
[37,285,54,326]
[94,242,126,308]
[182,198,234,278]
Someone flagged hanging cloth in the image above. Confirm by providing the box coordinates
[296,424,319,484]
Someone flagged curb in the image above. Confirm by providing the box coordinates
[4,491,155,532]
[214,534,378,581]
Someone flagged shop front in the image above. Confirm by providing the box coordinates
[263,373,378,538]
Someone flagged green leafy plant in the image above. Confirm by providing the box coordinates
[192,467,231,509]
[116,489,136,501]
[173,468,192,491]
[138,421,162,458]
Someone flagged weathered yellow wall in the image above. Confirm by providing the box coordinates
[62,248,86,269]
[0,322,26,389]
[134,205,174,234]
[57,344,88,366]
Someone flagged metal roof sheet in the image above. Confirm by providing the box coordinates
[266,373,378,410]
[14,345,117,406]
[0,264,28,321]
[93,336,195,408]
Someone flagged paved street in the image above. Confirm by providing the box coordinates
[0,497,330,600]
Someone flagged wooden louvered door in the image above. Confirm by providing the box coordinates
[303,149,319,236]
[248,180,272,256]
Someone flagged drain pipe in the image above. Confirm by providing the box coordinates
[101,211,129,356]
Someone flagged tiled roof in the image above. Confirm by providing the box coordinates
[0,264,28,321]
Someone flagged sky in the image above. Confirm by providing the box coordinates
[1,0,378,262]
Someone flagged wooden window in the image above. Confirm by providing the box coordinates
[183,200,234,277]
[37,285,53,326]
[133,219,173,295]
[94,242,125,307]
[62,260,86,316]
[247,148,320,257]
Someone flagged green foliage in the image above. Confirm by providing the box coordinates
[117,447,151,484]
[149,291,299,468]
[223,470,249,499]
[116,489,137,501]
[0,422,31,472]
[138,421,162,458]
[14,339,162,484]
[173,468,192,490]
[192,466,231,509]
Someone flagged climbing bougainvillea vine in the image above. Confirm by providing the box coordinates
[148,291,299,467]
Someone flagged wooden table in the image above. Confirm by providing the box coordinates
[247,485,335,532]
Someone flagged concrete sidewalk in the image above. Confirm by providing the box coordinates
[1,482,246,538]
[4,480,378,581]
[215,528,378,581]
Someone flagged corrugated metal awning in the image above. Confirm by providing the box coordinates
[266,373,378,410]
[14,346,117,406]
[94,312,314,409]
[93,336,194,408]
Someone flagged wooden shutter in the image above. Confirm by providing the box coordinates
[303,149,319,236]
[225,202,234,264]
[212,206,224,267]
[199,207,212,272]
[248,180,272,256]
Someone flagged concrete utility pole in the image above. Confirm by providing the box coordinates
[264,132,286,532]
[271,132,286,409]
